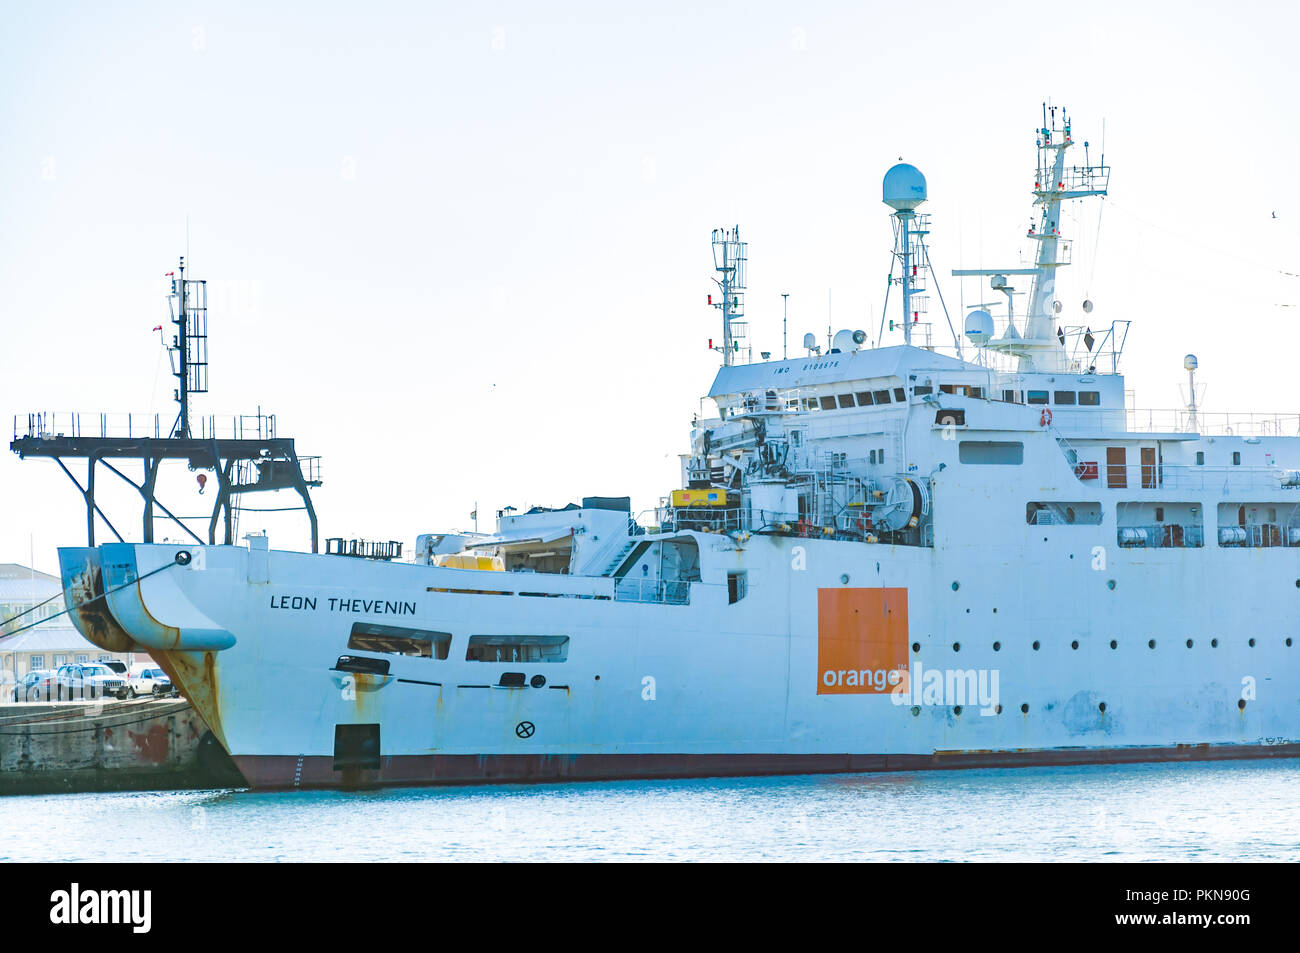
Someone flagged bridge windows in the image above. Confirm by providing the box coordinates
[1053,391,1076,405]
[855,391,874,406]
[1078,391,1101,406]
[1027,390,1049,405]
[819,396,837,411]
[873,389,892,404]
[893,387,906,402]
[837,394,855,408]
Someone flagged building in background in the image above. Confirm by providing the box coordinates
[0,563,141,677]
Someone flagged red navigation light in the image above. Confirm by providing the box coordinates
[707,295,712,305]
[708,338,713,349]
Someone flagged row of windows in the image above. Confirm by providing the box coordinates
[1026,390,1101,406]
[345,622,570,663]
[812,387,906,411]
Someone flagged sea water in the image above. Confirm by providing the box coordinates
[2,759,1296,862]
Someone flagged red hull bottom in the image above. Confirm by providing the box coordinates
[232,742,1300,790]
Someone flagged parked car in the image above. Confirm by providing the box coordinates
[12,669,55,702]
[98,659,129,676]
[128,664,174,698]
[54,663,128,701]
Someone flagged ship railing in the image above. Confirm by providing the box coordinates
[1081,462,1295,491]
[14,411,278,442]
[1123,409,1300,437]
[613,578,690,605]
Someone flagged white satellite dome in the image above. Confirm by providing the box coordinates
[964,309,994,345]
[1184,354,1198,371]
[883,162,928,210]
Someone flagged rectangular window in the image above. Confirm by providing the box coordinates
[1155,506,1165,522]
[1078,391,1101,406]
[348,622,451,660]
[878,447,885,462]
[913,385,932,396]
[1002,389,1017,403]
[837,394,855,409]
[893,387,906,402]
[1025,502,1103,525]
[466,635,570,663]
[819,395,837,411]
[967,386,983,399]
[1196,451,1205,466]
[75,654,87,663]
[869,450,877,464]
[936,409,966,426]
[1053,391,1076,405]
[1027,390,1049,405]
[855,391,874,406]
[1232,451,1241,466]
[873,390,891,404]
[29,655,44,670]
[53,655,66,667]
[959,441,1024,465]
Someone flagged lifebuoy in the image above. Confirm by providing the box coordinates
[1039,408,1053,427]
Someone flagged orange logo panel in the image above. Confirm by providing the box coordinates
[817,588,909,694]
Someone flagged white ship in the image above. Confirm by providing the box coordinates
[55,107,1300,788]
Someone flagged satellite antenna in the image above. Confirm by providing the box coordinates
[802,332,820,356]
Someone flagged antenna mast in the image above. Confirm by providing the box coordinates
[710,227,748,366]
[882,162,930,347]
[167,257,208,437]
[953,105,1110,371]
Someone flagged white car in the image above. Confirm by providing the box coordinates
[128,665,174,698]
[54,663,128,701]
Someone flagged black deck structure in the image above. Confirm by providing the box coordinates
[10,259,323,552]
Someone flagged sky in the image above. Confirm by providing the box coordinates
[2,1,1298,573]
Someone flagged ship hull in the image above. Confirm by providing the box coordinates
[58,534,1300,791]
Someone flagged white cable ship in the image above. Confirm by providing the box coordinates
[54,107,1300,788]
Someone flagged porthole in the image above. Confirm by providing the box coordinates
[1238,699,1247,711]
[1186,639,1194,648]
[911,705,921,717]
[1107,579,1116,590]
[1020,703,1029,714]
[1210,638,1218,648]
[953,642,961,652]
[953,705,963,716]
[1249,638,1256,648]
[911,641,920,653]
[1099,702,1107,713]
[993,641,1001,652]
[1148,639,1156,649]
[1070,640,1079,650]
[1032,640,1040,651]
[952,581,960,591]
[1109,640,1117,650]
[995,704,1003,715]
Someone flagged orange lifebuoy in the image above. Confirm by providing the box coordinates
[1039,408,1053,427]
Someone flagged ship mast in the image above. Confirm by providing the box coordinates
[710,227,748,366]
[954,105,1110,371]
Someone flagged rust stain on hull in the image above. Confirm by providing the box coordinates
[152,651,228,754]
[68,565,136,653]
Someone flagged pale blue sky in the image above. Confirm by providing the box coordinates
[2,1,1298,570]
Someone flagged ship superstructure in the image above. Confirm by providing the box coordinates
[44,107,1300,788]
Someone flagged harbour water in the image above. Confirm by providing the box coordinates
[3,758,1297,862]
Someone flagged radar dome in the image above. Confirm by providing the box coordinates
[883,163,927,210]
[964,310,994,345]
[1184,354,1198,371]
